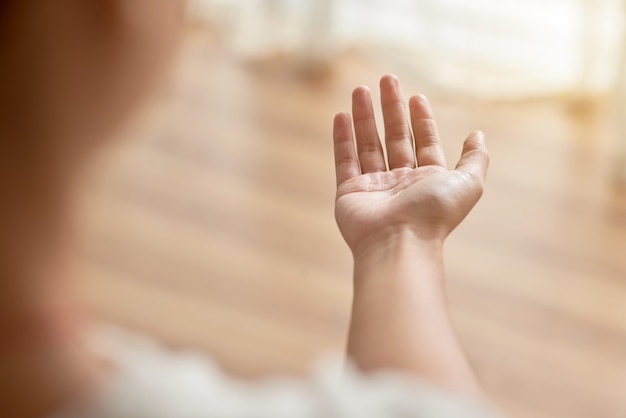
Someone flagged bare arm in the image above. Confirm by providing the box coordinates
[333,75,489,396]
[349,231,480,395]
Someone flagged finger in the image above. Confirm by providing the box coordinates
[352,86,387,173]
[409,94,447,168]
[455,131,489,182]
[333,112,360,186]
[380,75,415,170]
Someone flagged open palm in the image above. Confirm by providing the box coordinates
[333,76,489,254]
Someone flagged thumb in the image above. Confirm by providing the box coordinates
[455,131,489,183]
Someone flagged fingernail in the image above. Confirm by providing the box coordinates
[413,94,429,106]
[353,86,370,97]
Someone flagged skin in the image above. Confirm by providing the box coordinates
[0,2,488,417]
[333,75,489,395]
[0,1,183,417]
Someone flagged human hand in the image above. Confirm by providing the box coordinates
[333,75,489,256]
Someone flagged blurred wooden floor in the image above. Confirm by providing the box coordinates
[76,28,626,418]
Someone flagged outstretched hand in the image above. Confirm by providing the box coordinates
[333,75,489,256]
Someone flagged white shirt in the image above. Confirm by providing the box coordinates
[50,327,501,418]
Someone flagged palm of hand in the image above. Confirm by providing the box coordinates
[333,76,488,253]
[336,166,477,249]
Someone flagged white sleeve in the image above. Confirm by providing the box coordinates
[50,327,502,418]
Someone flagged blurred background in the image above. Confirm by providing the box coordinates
[77,1,626,417]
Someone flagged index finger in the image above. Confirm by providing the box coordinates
[333,112,361,186]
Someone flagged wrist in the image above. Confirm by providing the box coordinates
[352,226,444,264]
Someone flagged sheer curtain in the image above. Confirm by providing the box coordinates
[188,0,625,100]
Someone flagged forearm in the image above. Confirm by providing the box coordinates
[347,228,480,395]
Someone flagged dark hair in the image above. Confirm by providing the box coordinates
[0,2,13,20]
[0,2,17,39]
